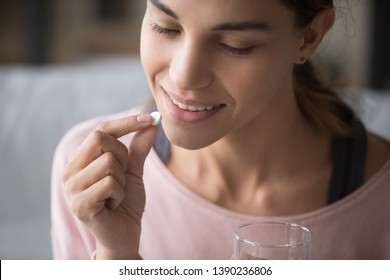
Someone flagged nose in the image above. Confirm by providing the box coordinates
[169,39,212,91]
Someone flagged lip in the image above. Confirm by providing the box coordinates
[161,87,225,123]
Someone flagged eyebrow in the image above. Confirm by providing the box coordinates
[212,22,271,32]
[148,0,179,20]
[148,0,271,32]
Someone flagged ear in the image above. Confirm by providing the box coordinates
[295,8,335,64]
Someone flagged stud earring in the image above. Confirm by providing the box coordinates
[300,57,307,64]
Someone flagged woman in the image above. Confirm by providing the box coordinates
[51,0,390,259]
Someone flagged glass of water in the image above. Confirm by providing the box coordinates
[233,221,312,260]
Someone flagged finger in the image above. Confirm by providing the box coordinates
[127,125,159,178]
[67,114,154,175]
[63,131,129,183]
[64,152,126,198]
[95,114,154,138]
[71,176,125,222]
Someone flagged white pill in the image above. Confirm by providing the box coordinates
[150,111,162,126]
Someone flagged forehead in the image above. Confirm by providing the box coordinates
[149,0,295,27]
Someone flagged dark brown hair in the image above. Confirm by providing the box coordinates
[280,0,356,136]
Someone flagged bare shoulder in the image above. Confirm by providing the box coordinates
[365,133,390,181]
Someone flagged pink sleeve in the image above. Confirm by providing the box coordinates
[50,122,97,259]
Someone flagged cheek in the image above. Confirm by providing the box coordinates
[221,53,294,125]
[140,22,168,89]
[223,61,280,108]
[140,26,157,81]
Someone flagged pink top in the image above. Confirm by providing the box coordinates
[51,108,390,259]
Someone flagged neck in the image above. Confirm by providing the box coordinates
[167,93,332,215]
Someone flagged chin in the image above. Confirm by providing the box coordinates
[162,123,221,150]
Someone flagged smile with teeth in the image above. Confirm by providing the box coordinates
[169,96,217,112]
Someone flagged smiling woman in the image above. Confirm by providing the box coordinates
[51,0,390,259]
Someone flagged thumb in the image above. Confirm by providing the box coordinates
[127,125,159,178]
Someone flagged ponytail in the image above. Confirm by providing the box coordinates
[293,60,356,136]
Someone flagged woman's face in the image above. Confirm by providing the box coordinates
[141,0,304,149]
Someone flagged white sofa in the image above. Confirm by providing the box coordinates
[0,57,150,259]
[0,57,389,259]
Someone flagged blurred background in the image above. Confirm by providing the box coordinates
[0,0,389,259]
[0,0,145,64]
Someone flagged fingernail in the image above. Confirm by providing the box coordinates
[136,114,152,123]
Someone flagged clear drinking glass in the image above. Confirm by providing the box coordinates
[233,221,312,260]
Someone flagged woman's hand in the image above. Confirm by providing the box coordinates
[61,114,158,259]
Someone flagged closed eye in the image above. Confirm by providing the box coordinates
[150,22,180,36]
[219,44,254,56]
[150,22,254,57]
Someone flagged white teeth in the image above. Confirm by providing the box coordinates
[169,97,216,112]
[171,98,179,105]
[177,102,188,110]
[188,105,198,111]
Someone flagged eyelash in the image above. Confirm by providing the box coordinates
[150,22,255,57]
[219,44,254,56]
[151,22,179,36]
